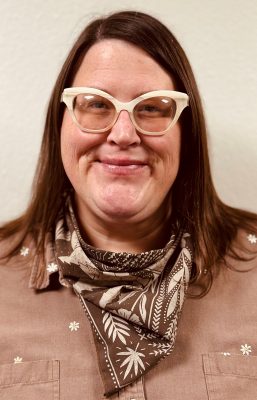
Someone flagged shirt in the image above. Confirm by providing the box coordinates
[0,231,257,399]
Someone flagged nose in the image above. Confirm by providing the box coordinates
[107,110,141,147]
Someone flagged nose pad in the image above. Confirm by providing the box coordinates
[107,110,141,146]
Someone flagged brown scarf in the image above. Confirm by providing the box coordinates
[55,201,193,397]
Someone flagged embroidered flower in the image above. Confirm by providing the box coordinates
[14,356,23,364]
[47,262,58,273]
[240,344,252,355]
[69,321,80,331]
[20,247,29,256]
[247,234,257,244]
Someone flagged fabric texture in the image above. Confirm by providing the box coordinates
[54,200,193,396]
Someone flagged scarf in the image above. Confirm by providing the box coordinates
[55,201,193,397]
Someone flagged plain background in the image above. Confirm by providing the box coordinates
[0,0,256,223]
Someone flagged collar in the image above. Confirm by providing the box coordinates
[28,232,68,290]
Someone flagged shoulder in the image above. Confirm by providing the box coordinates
[212,226,257,293]
[0,232,36,267]
[0,231,54,290]
[227,225,257,268]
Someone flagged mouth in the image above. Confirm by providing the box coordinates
[95,158,148,175]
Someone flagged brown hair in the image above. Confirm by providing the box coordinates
[1,10,256,293]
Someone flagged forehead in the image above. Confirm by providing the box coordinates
[72,39,175,99]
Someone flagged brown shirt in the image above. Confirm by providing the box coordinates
[0,232,257,399]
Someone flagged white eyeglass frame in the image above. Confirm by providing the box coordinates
[61,87,189,136]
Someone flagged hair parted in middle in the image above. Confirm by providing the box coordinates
[1,10,256,293]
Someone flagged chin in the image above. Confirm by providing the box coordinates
[96,202,143,220]
[93,185,147,217]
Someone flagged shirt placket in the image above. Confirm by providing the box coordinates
[117,377,146,400]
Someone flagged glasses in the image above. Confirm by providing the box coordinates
[61,87,189,136]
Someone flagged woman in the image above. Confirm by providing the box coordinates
[0,10,257,400]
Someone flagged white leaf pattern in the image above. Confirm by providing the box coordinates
[179,284,185,311]
[167,267,183,293]
[167,289,179,317]
[99,286,122,308]
[150,276,159,293]
[139,294,147,323]
[182,249,191,280]
[152,281,165,331]
[118,290,137,305]
[103,312,130,345]
[164,318,178,341]
[117,344,145,379]
[116,309,141,324]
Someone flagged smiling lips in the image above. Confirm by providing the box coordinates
[96,158,148,175]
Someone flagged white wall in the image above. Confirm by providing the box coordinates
[0,0,256,223]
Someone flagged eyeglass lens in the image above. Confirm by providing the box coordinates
[73,93,177,132]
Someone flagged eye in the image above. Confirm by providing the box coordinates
[87,101,109,110]
[135,96,176,120]
[135,99,164,117]
[74,94,113,114]
[139,104,160,113]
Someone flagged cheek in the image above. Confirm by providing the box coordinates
[162,128,181,168]
[60,111,101,164]
[60,125,77,172]
[153,129,181,192]
[143,127,181,173]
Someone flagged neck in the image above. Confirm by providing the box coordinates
[74,201,172,254]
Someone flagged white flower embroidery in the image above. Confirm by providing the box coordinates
[69,321,80,331]
[117,343,145,379]
[247,234,257,244]
[20,247,29,256]
[240,344,252,355]
[14,356,23,364]
[47,262,58,273]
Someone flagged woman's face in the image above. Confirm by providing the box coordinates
[61,39,181,225]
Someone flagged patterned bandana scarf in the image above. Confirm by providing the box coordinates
[55,200,193,397]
